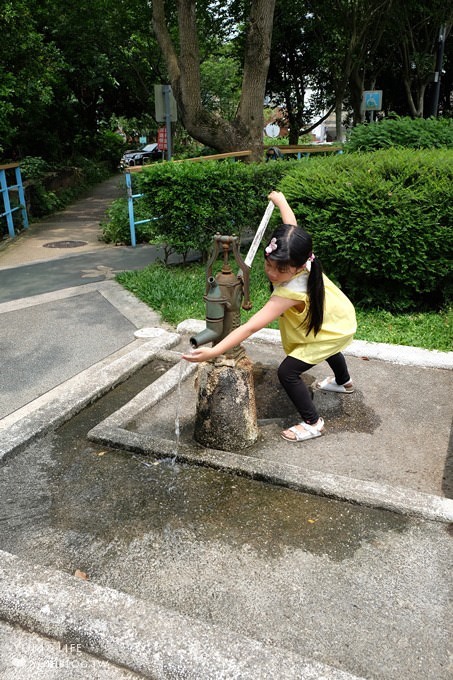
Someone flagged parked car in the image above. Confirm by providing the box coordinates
[120,143,161,169]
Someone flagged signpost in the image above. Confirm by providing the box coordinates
[157,127,167,153]
[362,90,383,122]
[154,84,177,161]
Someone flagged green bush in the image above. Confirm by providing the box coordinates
[344,116,453,152]
[96,130,128,172]
[100,195,157,245]
[105,148,452,312]
[278,148,453,311]
[102,160,292,254]
[19,156,51,179]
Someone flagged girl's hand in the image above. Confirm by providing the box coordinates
[268,190,285,205]
[182,346,216,363]
[267,191,296,225]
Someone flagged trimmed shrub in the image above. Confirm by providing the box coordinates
[104,148,452,312]
[102,160,292,255]
[277,148,453,311]
[344,116,453,152]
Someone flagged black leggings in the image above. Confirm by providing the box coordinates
[277,353,351,425]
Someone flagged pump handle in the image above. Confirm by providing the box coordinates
[244,202,275,267]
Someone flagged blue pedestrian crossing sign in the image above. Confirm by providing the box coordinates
[363,90,383,111]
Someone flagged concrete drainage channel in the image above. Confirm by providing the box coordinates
[1,325,452,679]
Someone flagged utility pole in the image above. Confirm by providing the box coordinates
[430,25,447,117]
[154,84,177,160]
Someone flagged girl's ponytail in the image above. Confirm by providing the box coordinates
[306,258,324,336]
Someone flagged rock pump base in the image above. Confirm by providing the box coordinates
[194,355,258,451]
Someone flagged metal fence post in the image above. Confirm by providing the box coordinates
[125,171,137,248]
[1,164,29,238]
[0,169,15,237]
[15,165,29,229]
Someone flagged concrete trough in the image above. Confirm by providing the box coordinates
[87,333,453,524]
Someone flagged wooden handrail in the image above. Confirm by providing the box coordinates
[0,163,20,170]
[125,145,342,172]
[127,149,253,170]
[176,150,253,162]
[269,145,342,154]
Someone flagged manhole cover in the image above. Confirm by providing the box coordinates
[43,240,88,249]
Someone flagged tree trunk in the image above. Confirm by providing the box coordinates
[335,98,344,141]
[403,77,429,118]
[349,66,365,126]
[152,0,276,162]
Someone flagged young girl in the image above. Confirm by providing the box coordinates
[183,191,357,442]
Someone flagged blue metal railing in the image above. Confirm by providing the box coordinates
[0,163,29,238]
[125,170,157,248]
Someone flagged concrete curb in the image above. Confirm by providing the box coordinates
[177,320,453,370]
[0,550,364,680]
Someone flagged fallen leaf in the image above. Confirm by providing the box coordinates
[307,519,317,524]
[97,450,107,457]
[74,570,89,580]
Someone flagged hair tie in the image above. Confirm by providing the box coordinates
[265,237,278,255]
[305,252,315,272]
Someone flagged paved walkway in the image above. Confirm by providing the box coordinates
[0,174,121,267]
[0,176,452,679]
[0,175,171,419]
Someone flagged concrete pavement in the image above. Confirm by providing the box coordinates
[0,174,452,679]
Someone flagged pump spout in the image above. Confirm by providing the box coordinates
[189,276,227,349]
[190,326,221,349]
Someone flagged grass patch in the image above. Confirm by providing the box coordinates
[354,308,452,351]
[117,262,452,352]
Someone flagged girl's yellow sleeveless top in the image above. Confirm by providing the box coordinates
[272,271,357,364]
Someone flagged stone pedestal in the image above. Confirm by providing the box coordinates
[194,356,258,451]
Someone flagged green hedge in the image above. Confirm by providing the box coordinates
[278,148,452,310]
[344,116,453,152]
[101,160,291,254]
[104,148,452,312]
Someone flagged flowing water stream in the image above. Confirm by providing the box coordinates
[173,358,185,459]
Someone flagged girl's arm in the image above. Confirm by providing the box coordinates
[268,191,297,225]
[182,295,297,363]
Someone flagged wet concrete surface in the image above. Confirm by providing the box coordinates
[1,359,452,680]
[130,341,452,499]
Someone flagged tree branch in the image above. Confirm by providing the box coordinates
[151,0,181,88]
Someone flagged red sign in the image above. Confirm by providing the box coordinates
[157,127,167,151]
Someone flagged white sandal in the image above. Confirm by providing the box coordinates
[281,418,325,442]
[314,377,354,394]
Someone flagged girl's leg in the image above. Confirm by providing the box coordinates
[325,353,352,387]
[277,355,319,425]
